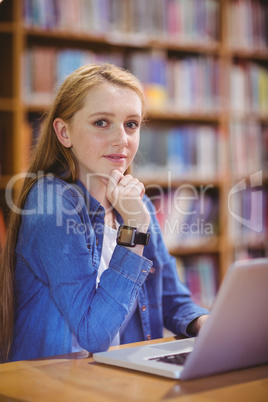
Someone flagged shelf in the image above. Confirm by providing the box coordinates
[228,112,268,123]
[230,236,268,251]
[168,237,219,256]
[25,103,222,124]
[25,27,109,44]
[229,48,268,61]
[109,35,220,54]
[140,174,221,188]
[24,27,221,54]
[25,104,268,125]
[147,109,221,123]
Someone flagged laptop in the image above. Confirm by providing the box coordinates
[93,258,268,380]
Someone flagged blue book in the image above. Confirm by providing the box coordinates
[56,50,83,87]
[167,127,185,176]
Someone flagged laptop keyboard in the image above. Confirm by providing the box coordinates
[149,351,190,366]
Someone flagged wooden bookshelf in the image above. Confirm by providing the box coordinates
[0,0,267,299]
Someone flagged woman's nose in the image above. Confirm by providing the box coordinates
[112,125,128,147]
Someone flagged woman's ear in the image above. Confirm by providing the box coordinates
[53,118,72,148]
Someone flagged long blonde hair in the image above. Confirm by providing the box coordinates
[0,63,146,362]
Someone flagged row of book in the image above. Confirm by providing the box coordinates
[23,46,221,113]
[25,115,221,182]
[24,46,268,115]
[24,115,268,184]
[127,51,221,112]
[134,124,220,181]
[23,47,124,104]
[176,255,218,309]
[227,0,268,50]
[229,120,268,179]
[16,117,268,187]
[230,62,268,116]
[150,188,219,250]
[23,0,220,43]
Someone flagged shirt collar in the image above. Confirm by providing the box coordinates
[74,179,124,225]
[74,179,104,218]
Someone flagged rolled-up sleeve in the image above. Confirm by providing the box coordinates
[18,180,152,354]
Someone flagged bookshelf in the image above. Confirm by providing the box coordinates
[0,0,267,307]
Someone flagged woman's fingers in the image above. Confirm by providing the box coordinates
[106,171,144,200]
[106,170,124,194]
[105,170,150,229]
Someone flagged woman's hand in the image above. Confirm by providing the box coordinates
[104,169,150,233]
[187,315,210,336]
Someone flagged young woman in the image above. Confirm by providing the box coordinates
[0,64,209,362]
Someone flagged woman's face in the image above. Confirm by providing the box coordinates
[65,83,142,186]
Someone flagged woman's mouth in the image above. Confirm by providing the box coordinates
[103,154,127,163]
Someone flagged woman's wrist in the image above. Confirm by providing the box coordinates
[122,221,149,233]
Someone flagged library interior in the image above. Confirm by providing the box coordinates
[0,0,267,400]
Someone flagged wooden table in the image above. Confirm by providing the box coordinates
[0,337,267,402]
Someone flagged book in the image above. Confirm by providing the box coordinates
[175,254,218,308]
[230,119,264,179]
[263,125,268,175]
[230,60,268,116]
[229,120,249,178]
[127,50,168,108]
[228,185,267,245]
[196,125,219,180]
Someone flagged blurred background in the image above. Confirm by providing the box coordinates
[0,0,267,308]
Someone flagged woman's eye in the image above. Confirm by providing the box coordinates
[94,120,108,127]
[126,121,139,129]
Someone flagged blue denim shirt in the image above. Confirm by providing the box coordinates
[11,177,208,361]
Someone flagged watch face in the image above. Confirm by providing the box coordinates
[117,226,136,246]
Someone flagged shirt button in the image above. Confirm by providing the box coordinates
[96,238,99,246]
[141,305,146,312]
[150,267,155,274]
[147,335,151,340]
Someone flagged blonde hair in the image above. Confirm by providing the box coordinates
[0,63,146,362]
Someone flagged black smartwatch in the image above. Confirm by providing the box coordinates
[117,225,150,247]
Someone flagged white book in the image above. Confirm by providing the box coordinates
[196,126,217,180]
[230,65,247,114]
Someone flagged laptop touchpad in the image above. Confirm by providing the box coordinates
[150,338,195,352]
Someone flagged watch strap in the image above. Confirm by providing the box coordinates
[134,230,150,246]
